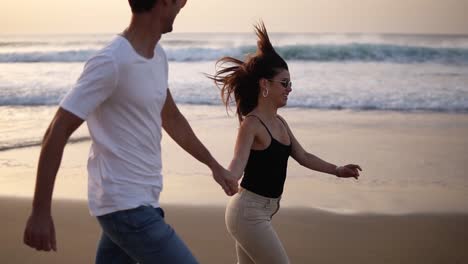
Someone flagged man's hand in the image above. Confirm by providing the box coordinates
[212,164,239,196]
[24,213,57,252]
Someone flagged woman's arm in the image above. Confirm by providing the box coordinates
[162,89,238,195]
[228,117,257,180]
[278,116,361,179]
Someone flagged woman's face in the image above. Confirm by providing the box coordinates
[265,69,292,108]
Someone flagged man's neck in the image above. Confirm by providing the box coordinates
[122,16,162,59]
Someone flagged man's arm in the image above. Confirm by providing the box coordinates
[23,107,84,251]
[161,89,238,195]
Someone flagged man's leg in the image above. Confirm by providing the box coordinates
[97,206,198,264]
[96,232,135,264]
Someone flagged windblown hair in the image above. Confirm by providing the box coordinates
[208,21,288,123]
[128,0,158,13]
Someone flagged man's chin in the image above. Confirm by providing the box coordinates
[162,26,174,34]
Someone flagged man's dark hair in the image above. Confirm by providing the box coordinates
[128,0,158,13]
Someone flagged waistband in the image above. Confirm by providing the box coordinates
[239,187,281,203]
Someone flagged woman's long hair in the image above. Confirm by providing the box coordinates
[207,21,288,123]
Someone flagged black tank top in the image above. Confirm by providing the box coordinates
[240,115,292,198]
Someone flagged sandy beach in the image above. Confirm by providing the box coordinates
[2,107,468,213]
[1,106,468,263]
[2,197,468,264]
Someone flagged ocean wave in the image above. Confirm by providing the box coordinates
[2,93,467,113]
[0,49,99,63]
[177,100,468,113]
[0,41,50,47]
[276,44,468,64]
[1,44,467,64]
[0,136,90,152]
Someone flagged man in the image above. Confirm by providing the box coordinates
[23,0,238,263]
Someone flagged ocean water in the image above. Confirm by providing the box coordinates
[1,33,468,151]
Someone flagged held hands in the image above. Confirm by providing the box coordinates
[211,164,239,196]
[336,164,362,180]
[23,213,57,252]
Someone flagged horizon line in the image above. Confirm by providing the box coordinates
[1,32,468,37]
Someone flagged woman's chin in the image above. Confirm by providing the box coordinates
[278,101,287,108]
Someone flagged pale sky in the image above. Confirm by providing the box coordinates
[2,0,468,35]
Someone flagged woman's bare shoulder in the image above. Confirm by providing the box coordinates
[240,115,263,132]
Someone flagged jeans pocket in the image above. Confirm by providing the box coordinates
[122,206,162,232]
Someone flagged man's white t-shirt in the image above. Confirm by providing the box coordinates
[60,35,168,216]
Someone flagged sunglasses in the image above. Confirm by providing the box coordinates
[267,79,292,89]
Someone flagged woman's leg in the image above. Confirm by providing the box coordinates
[236,219,289,264]
[226,190,289,264]
[236,242,255,264]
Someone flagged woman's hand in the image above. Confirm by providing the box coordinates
[336,164,362,179]
[211,163,239,196]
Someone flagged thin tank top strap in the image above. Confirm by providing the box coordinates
[276,115,289,134]
[276,115,293,142]
[276,115,291,140]
[245,115,273,137]
[276,115,287,126]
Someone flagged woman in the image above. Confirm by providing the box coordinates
[209,22,362,264]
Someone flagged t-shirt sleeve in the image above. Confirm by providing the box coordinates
[60,54,118,120]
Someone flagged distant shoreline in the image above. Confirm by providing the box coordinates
[2,32,468,37]
[2,106,468,153]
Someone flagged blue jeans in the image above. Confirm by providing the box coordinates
[96,205,199,264]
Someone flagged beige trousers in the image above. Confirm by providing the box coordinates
[225,188,290,264]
